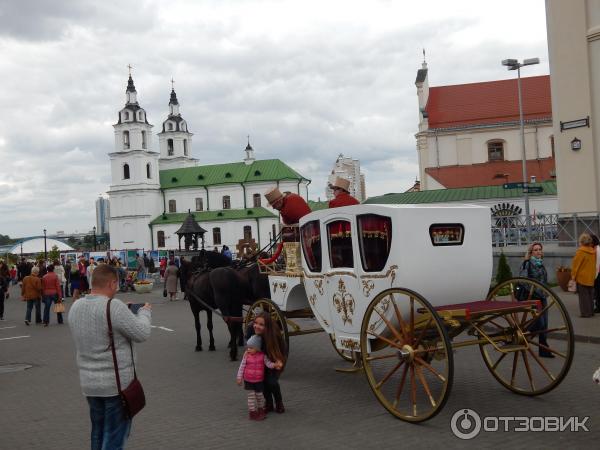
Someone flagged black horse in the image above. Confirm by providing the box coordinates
[180,250,231,352]
[189,262,270,361]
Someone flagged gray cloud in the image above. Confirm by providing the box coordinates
[0,0,549,237]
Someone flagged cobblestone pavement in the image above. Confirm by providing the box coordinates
[1,283,598,449]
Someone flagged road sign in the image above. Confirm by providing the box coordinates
[503,182,524,189]
[523,187,543,193]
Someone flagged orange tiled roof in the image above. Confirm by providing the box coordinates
[425,158,555,189]
[426,75,551,129]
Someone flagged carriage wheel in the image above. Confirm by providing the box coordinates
[481,277,574,395]
[244,299,290,357]
[328,334,355,362]
[360,288,454,423]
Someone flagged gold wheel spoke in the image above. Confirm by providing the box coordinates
[393,364,409,409]
[374,305,406,345]
[410,364,417,417]
[521,351,535,391]
[528,340,567,359]
[510,352,519,386]
[367,330,403,350]
[526,347,556,382]
[413,316,434,349]
[415,356,446,382]
[415,364,436,408]
[524,326,567,337]
[409,297,415,342]
[491,352,508,370]
[522,300,556,329]
[375,361,405,389]
[390,296,409,342]
[366,353,398,362]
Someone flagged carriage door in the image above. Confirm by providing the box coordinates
[324,218,361,344]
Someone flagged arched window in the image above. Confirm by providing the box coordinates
[183,139,188,156]
[141,130,147,149]
[223,195,231,209]
[146,163,151,179]
[123,164,130,180]
[253,193,261,207]
[123,130,130,149]
[243,225,252,240]
[168,199,176,213]
[195,197,203,211]
[124,111,129,120]
[157,231,165,247]
[213,227,222,245]
[487,140,504,161]
[138,112,143,121]
[168,122,174,131]
[327,220,353,268]
[167,139,174,156]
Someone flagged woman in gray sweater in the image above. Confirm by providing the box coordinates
[69,264,152,450]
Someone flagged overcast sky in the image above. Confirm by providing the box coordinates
[0,0,550,238]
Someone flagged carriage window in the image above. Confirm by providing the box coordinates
[327,220,353,268]
[301,220,322,272]
[358,214,392,272]
[429,223,465,246]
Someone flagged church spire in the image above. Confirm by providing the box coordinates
[244,136,255,165]
[125,65,138,105]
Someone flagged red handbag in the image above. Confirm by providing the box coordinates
[107,298,146,419]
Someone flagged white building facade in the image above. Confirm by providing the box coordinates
[108,76,310,252]
[325,154,366,201]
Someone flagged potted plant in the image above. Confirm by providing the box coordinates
[556,265,571,292]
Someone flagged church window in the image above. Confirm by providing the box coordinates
[195,197,203,211]
[146,163,151,179]
[243,225,252,240]
[138,112,143,121]
[123,164,130,180]
[157,231,165,248]
[253,193,261,207]
[169,199,176,213]
[213,227,222,245]
[223,195,231,209]
[487,140,504,161]
[168,122,174,131]
[183,139,188,156]
[141,131,147,149]
[167,139,174,156]
[124,111,129,120]
[123,130,130,149]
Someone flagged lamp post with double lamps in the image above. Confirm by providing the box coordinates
[43,229,47,260]
[501,57,540,245]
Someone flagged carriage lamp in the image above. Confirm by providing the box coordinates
[571,137,581,151]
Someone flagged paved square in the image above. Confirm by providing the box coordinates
[1,283,598,449]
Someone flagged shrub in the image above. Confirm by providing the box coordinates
[496,251,513,285]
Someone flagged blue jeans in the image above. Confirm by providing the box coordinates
[26,299,42,323]
[42,294,63,324]
[87,396,131,450]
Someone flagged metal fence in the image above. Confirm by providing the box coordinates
[491,212,600,247]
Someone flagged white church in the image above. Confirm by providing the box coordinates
[107,75,310,252]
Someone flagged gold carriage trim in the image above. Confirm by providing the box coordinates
[359,265,398,280]
[362,280,375,297]
[271,281,288,294]
[302,271,325,279]
[325,271,358,278]
[339,338,360,351]
[314,279,324,296]
[333,279,355,326]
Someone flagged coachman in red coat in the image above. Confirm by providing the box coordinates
[328,177,359,208]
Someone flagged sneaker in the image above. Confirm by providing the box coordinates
[539,350,555,358]
[25,320,30,326]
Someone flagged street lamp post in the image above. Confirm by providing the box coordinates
[43,229,47,260]
[501,57,540,246]
[93,226,97,251]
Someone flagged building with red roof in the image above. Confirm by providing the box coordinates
[415,62,555,192]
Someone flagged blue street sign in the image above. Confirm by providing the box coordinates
[503,182,524,189]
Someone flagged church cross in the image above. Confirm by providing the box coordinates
[128,64,133,75]
[171,77,175,90]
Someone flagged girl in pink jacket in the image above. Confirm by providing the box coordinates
[236,335,282,420]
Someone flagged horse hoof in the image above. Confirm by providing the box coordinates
[209,346,216,351]
[195,346,203,352]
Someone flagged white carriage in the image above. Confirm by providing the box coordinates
[249,204,574,422]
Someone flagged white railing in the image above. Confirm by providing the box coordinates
[491,212,600,247]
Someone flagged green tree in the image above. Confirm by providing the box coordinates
[495,251,513,285]
[48,245,60,262]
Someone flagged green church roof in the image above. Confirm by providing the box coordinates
[364,181,557,205]
[160,159,308,189]
[150,207,277,225]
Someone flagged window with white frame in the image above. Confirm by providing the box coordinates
[195,197,203,211]
[487,141,504,161]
